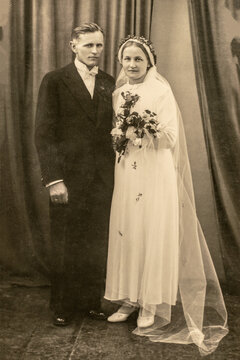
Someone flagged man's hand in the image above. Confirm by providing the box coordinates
[49,182,68,204]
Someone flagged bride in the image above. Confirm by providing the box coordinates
[104,35,228,356]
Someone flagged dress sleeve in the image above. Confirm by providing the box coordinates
[155,87,178,149]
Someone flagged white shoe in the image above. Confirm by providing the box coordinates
[107,306,136,323]
[137,315,155,328]
[107,312,131,322]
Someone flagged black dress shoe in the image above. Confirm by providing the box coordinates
[53,313,73,326]
[88,309,107,320]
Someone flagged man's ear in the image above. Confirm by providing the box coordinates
[69,41,76,53]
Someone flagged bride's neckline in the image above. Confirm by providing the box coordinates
[125,82,143,90]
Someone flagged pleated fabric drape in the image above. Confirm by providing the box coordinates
[188,0,240,293]
[0,83,33,274]
[2,0,153,276]
[4,0,239,288]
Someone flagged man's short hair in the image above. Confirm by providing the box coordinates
[71,23,104,41]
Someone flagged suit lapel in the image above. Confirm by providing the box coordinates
[94,73,112,127]
[62,63,96,123]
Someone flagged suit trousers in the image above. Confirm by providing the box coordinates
[49,172,113,314]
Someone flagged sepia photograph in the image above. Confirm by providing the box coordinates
[0,0,239,359]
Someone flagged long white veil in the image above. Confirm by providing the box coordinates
[115,66,228,356]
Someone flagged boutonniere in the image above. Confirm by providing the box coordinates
[97,81,114,102]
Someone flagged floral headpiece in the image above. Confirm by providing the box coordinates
[118,35,157,66]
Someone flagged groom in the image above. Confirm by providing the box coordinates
[35,23,115,325]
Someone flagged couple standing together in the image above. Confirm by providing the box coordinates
[35,23,228,355]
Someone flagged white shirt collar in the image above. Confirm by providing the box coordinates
[74,57,98,76]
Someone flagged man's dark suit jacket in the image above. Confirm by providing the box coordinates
[35,62,115,192]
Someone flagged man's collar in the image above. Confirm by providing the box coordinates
[74,58,98,75]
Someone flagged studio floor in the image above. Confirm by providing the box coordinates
[0,277,239,360]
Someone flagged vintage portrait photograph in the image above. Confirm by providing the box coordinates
[0,0,239,359]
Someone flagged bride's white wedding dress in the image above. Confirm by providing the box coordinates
[105,79,179,307]
[104,67,228,356]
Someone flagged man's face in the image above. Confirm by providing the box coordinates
[70,31,104,69]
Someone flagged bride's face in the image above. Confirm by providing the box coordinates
[122,45,149,84]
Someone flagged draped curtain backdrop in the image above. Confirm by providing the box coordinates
[2,0,239,288]
[2,0,153,276]
[188,0,240,292]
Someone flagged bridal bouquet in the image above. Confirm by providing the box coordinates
[111,91,161,162]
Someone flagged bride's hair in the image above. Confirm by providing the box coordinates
[118,35,157,65]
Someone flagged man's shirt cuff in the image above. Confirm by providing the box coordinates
[45,179,64,188]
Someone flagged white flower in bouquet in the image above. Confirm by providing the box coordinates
[111,127,123,137]
[116,121,122,128]
[142,111,152,122]
[144,122,157,131]
[133,138,142,146]
[126,126,137,141]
